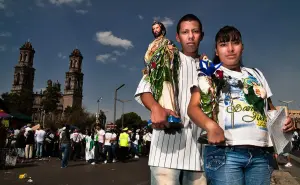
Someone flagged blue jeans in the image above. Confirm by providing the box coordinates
[150,166,206,185]
[36,142,43,158]
[204,145,274,185]
[60,143,70,168]
[111,143,117,159]
[103,145,112,162]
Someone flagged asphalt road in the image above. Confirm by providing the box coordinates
[0,157,150,185]
[1,154,300,185]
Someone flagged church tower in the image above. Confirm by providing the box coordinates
[11,41,35,94]
[63,49,84,110]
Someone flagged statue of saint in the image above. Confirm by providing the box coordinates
[144,21,181,129]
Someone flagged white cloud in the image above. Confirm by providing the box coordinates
[95,31,133,50]
[0,32,11,37]
[58,52,67,59]
[129,66,138,71]
[96,50,127,64]
[0,0,5,9]
[153,16,160,21]
[86,0,92,6]
[153,16,174,28]
[96,53,112,64]
[0,45,6,52]
[120,64,127,68]
[112,50,125,56]
[36,0,45,7]
[49,0,87,6]
[5,11,14,17]
[138,15,144,20]
[75,9,88,14]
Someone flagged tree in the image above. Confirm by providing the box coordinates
[63,106,96,130]
[98,110,106,126]
[115,112,146,129]
[41,81,61,113]
[1,89,33,116]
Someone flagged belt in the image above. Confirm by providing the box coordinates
[230,145,274,153]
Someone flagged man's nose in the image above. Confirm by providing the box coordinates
[188,31,194,40]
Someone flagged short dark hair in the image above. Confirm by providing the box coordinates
[176,14,202,34]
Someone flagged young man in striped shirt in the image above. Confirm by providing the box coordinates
[135,14,207,185]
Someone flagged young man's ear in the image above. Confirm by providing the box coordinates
[200,31,204,41]
[176,33,180,43]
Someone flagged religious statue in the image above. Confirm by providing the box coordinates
[144,21,181,129]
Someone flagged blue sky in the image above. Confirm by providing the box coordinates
[0,0,300,122]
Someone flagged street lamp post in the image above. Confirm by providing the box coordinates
[97,97,103,117]
[113,84,125,124]
[116,99,132,129]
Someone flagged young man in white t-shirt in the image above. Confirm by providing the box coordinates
[94,125,105,162]
[135,14,207,185]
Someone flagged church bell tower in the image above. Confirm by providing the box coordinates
[11,41,35,94]
[63,49,84,110]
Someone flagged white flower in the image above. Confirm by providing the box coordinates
[253,85,267,99]
[198,76,211,94]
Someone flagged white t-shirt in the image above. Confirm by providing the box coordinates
[104,132,117,146]
[143,133,152,142]
[70,133,83,143]
[35,130,46,143]
[133,134,140,145]
[217,66,272,147]
[24,127,32,137]
[96,129,105,143]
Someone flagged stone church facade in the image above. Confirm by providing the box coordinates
[11,41,84,124]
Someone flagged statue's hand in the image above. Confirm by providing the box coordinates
[167,44,174,50]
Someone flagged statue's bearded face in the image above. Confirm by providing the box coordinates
[152,24,162,38]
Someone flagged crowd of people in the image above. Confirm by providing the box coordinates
[3,123,152,168]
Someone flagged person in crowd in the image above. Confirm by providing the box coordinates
[59,125,71,168]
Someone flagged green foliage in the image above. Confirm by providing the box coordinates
[63,106,96,130]
[41,81,61,113]
[98,110,106,126]
[115,112,146,129]
[1,89,33,116]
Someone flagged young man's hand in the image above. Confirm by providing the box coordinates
[150,104,178,130]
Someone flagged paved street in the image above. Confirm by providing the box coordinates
[1,155,300,185]
[0,157,150,185]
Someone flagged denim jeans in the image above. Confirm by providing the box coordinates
[103,145,112,162]
[60,143,70,168]
[111,143,117,159]
[204,145,274,185]
[150,166,206,185]
[36,142,43,158]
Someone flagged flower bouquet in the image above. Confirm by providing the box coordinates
[197,56,223,143]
